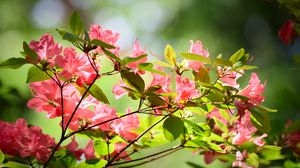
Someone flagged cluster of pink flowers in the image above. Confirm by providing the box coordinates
[0,119,55,163]
[22,25,143,163]
[208,108,267,147]
[0,18,273,167]
[28,79,140,140]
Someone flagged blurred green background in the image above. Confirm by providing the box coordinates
[0,0,300,167]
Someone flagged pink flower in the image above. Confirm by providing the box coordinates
[278,20,298,45]
[65,138,96,160]
[253,133,267,146]
[27,80,79,118]
[112,80,128,99]
[207,108,231,133]
[112,108,140,141]
[0,119,55,163]
[284,121,300,155]
[176,75,200,102]
[55,47,96,82]
[91,103,118,131]
[218,67,243,89]
[207,108,228,125]
[111,142,130,161]
[239,73,265,105]
[184,40,209,72]
[61,98,94,131]
[150,67,171,93]
[29,33,62,66]
[203,151,217,164]
[83,140,96,160]
[65,137,84,160]
[27,80,62,118]
[88,24,120,55]
[232,151,254,168]
[126,40,147,74]
[232,111,256,145]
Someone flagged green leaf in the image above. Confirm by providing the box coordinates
[180,53,211,64]
[69,12,84,35]
[76,159,107,168]
[212,117,228,133]
[91,39,116,49]
[246,153,259,168]
[146,85,162,94]
[87,84,110,104]
[232,94,249,101]
[147,95,166,107]
[138,63,167,76]
[232,61,244,68]
[219,109,231,123]
[209,133,224,142]
[94,140,115,156]
[26,66,51,83]
[214,58,233,66]
[215,154,235,162]
[192,67,210,83]
[153,60,172,67]
[284,160,300,168]
[164,44,176,66]
[23,41,38,60]
[262,145,281,151]
[206,91,225,102]
[189,139,210,149]
[183,119,211,136]
[57,29,85,43]
[122,54,147,65]
[236,65,258,70]
[101,47,122,63]
[249,107,271,133]
[122,86,141,100]
[255,105,277,113]
[163,116,184,142]
[261,149,284,161]
[52,149,77,168]
[229,48,245,63]
[207,142,223,152]
[0,150,4,163]
[0,57,27,69]
[77,128,106,140]
[3,162,31,168]
[121,71,145,93]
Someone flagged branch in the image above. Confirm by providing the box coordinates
[106,114,169,166]
[115,146,183,168]
[110,144,184,166]
[63,74,99,133]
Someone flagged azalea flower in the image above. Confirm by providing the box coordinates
[126,40,147,74]
[184,40,209,72]
[88,24,120,55]
[112,108,140,141]
[29,33,62,66]
[0,119,55,163]
[176,75,199,102]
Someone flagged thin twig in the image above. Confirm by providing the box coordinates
[110,144,184,166]
[106,115,169,166]
[117,146,183,168]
